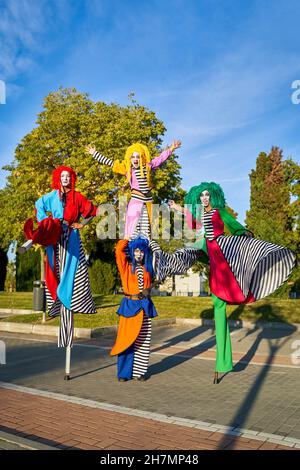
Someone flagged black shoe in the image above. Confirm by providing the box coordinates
[118,378,128,382]
[137,375,147,381]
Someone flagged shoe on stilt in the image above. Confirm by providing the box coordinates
[213,372,220,384]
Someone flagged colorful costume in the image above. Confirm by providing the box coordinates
[167,183,296,373]
[92,143,173,238]
[24,166,97,347]
[111,238,157,380]
[111,237,202,380]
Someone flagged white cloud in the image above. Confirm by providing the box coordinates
[0,0,73,80]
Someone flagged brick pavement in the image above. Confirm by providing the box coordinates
[0,325,300,451]
[0,387,296,450]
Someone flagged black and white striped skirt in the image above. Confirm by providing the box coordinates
[216,235,296,300]
[45,226,96,347]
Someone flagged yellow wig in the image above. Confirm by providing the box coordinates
[112,143,152,185]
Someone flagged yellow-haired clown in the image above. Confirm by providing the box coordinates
[86,140,181,238]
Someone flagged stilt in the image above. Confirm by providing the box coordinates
[64,346,71,380]
[213,371,219,384]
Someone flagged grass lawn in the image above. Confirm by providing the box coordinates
[1,292,300,327]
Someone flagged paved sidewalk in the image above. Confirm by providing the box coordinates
[0,324,300,450]
[0,386,297,450]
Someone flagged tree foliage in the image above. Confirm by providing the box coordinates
[246,147,300,297]
[246,147,292,245]
[16,249,41,292]
[88,259,117,295]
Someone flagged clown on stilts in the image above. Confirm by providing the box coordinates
[86,140,181,239]
[169,182,296,384]
[23,166,99,380]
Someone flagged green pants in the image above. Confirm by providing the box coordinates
[211,294,233,372]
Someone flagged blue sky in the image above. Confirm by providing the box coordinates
[1,0,300,222]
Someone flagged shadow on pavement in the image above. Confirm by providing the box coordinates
[0,424,79,450]
[215,307,297,449]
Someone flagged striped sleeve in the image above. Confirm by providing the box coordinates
[149,240,161,253]
[150,240,201,282]
[92,151,113,167]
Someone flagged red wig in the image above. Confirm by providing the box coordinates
[52,166,77,190]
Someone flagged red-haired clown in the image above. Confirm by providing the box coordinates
[24,166,98,361]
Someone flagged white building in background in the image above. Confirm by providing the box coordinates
[156,269,208,297]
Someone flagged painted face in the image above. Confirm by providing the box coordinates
[131,152,140,169]
[200,190,210,207]
[60,171,71,188]
[134,248,144,263]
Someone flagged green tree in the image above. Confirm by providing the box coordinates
[16,249,41,292]
[88,259,117,295]
[246,147,297,297]
[4,261,16,292]
[246,147,292,245]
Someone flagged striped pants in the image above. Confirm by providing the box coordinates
[132,314,152,378]
[117,314,152,379]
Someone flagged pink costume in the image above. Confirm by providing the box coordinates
[92,147,172,238]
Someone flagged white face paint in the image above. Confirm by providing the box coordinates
[200,190,210,207]
[134,248,144,263]
[60,171,71,188]
[131,152,140,169]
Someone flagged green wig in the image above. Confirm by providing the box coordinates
[184,182,226,220]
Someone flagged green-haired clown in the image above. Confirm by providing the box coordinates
[169,181,296,383]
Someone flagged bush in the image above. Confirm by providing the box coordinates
[16,249,41,292]
[88,259,117,295]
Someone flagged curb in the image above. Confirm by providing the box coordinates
[0,308,37,315]
[0,429,58,450]
[0,318,177,339]
[176,318,300,331]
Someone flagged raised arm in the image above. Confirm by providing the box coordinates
[218,208,249,236]
[86,144,127,176]
[148,140,181,170]
[168,200,202,230]
[86,144,114,167]
[115,239,129,275]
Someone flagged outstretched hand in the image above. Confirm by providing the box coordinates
[86,144,96,155]
[70,222,83,230]
[169,140,181,152]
